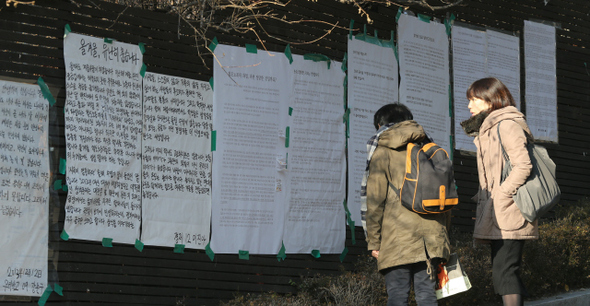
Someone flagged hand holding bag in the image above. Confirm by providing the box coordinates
[498,121,561,222]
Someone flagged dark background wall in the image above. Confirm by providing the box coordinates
[0,0,589,304]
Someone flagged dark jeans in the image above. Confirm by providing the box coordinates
[382,261,437,306]
[491,239,528,296]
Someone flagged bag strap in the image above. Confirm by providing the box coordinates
[497,121,509,163]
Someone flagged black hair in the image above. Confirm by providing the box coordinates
[373,103,413,130]
[466,77,515,112]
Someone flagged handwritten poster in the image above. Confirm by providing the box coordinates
[487,30,521,109]
[0,80,49,296]
[210,44,292,254]
[141,72,213,248]
[63,32,143,244]
[452,25,487,152]
[283,56,347,254]
[524,20,558,142]
[398,14,451,153]
[347,36,398,226]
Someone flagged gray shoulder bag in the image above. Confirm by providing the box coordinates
[498,121,561,222]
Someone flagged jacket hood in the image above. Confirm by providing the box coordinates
[480,106,532,138]
[378,120,426,150]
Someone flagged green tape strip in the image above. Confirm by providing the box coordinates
[53,283,63,296]
[341,52,347,72]
[135,239,144,252]
[37,77,56,106]
[138,42,146,54]
[60,229,69,241]
[311,249,321,258]
[285,126,290,148]
[209,77,214,91]
[174,244,185,253]
[59,158,66,174]
[209,37,218,52]
[395,8,403,23]
[102,238,113,247]
[349,19,354,40]
[62,184,68,192]
[140,64,147,78]
[349,220,356,245]
[211,130,216,151]
[285,44,293,64]
[64,24,71,38]
[37,285,53,306]
[288,107,293,116]
[418,14,431,23]
[245,44,257,54]
[382,30,395,48]
[239,250,249,260]
[339,247,348,263]
[303,54,331,69]
[285,152,288,170]
[343,200,352,224]
[344,108,350,139]
[54,179,63,191]
[205,242,215,261]
[445,13,456,36]
[104,37,113,44]
[277,242,286,262]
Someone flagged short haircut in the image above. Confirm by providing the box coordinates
[373,103,413,130]
[466,77,516,112]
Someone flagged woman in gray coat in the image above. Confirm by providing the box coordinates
[461,77,538,306]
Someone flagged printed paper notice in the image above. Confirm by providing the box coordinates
[283,56,347,254]
[141,72,213,248]
[487,30,521,109]
[524,20,558,142]
[63,32,143,244]
[347,37,398,226]
[398,14,451,152]
[210,44,292,254]
[0,81,49,296]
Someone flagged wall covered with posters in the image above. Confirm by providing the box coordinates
[1,0,589,304]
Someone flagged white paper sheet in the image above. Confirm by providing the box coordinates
[398,14,451,153]
[486,30,521,109]
[140,72,213,248]
[524,20,558,142]
[452,25,487,152]
[63,32,143,244]
[346,37,398,226]
[283,56,347,254]
[210,45,292,254]
[0,80,49,296]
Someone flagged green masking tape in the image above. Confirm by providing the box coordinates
[239,250,249,260]
[285,153,288,170]
[54,179,63,191]
[104,37,113,44]
[135,239,144,252]
[102,238,113,247]
[37,77,56,107]
[64,24,71,38]
[140,64,147,78]
[138,42,146,54]
[382,30,395,48]
[341,52,347,72]
[340,247,349,263]
[209,77,214,91]
[205,242,215,261]
[209,37,218,52]
[174,244,185,253]
[395,8,403,23]
[59,158,66,174]
[245,44,257,54]
[53,283,63,296]
[277,242,286,262]
[288,107,293,116]
[211,130,216,151]
[62,184,68,192]
[37,285,53,306]
[311,249,321,258]
[418,14,431,23]
[303,54,331,69]
[285,126,290,148]
[60,229,69,241]
[445,13,456,36]
[349,19,354,40]
[285,44,293,64]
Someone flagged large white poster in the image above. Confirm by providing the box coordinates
[398,14,451,153]
[452,25,487,152]
[283,56,346,254]
[210,45,291,254]
[524,20,558,142]
[0,80,49,296]
[63,32,143,244]
[347,37,398,226]
[487,30,521,109]
[141,72,213,248]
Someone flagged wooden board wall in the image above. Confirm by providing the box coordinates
[0,0,589,304]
